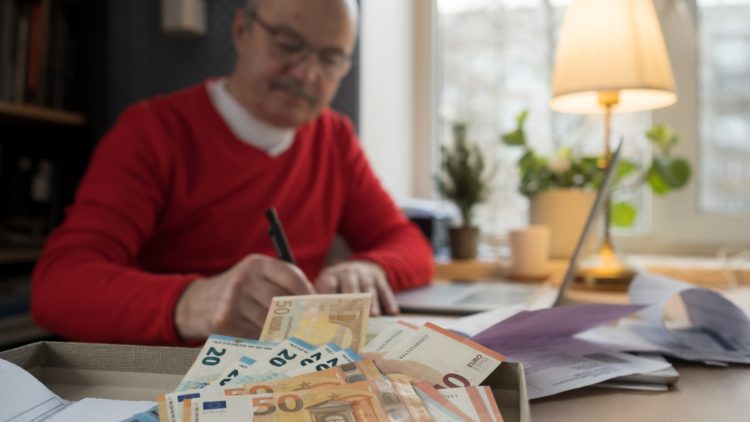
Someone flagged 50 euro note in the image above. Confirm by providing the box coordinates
[176,335,277,391]
[167,360,384,422]
[438,386,504,422]
[183,395,254,422]
[376,322,506,389]
[411,381,475,422]
[158,385,248,422]
[187,378,431,422]
[260,293,371,351]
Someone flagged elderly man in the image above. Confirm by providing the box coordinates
[31,0,433,345]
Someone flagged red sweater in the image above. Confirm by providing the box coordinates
[31,83,433,345]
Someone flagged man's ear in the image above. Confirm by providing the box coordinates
[232,8,250,54]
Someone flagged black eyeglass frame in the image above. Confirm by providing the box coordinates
[245,9,353,79]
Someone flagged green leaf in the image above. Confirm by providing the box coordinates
[516,109,529,126]
[616,159,639,179]
[611,201,637,227]
[653,157,691,189]
[647,166,671,195]
[612,159,640,187]
[502,129,526,146]
[646,124,679,154]
[501,109,529,147]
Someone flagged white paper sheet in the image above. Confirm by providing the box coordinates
[0,358,68,421]
[499,338,670,399]
[623,273,750,363]
[45,398,156,422]
[443,304,526,337]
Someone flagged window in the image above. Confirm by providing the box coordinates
[436,0,651,236]
[431,0,750,252]
[698,0,750,213]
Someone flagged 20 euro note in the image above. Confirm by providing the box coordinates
[377,322,505,388]
[176,335,277,391]
[242,359,385,396]
[260,293,371,351]
[214,337,316,386]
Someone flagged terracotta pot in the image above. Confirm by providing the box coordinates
[529,188,601,259]
[449,226,480,260]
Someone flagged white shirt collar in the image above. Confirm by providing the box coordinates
[207,78,295,156]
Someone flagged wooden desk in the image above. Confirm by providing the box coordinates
[435,254,750,288]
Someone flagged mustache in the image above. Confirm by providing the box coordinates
[271,79,318,105]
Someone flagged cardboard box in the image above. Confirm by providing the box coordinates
[1,341,530,422]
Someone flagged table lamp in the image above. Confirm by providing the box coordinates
[549,0,677,287]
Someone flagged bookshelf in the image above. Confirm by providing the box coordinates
[0,0,105,348]
[0,246,42,264]
[0,100,85,126]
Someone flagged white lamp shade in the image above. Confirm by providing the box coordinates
[550,0,677,114]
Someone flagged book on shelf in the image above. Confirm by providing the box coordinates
[0,0,16,101]
[0,0,75,109]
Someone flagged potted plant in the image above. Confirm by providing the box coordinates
[436,123,495,260]
[501,110,691,258]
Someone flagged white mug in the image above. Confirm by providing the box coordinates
[509,225,550,279]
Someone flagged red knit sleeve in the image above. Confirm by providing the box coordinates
[334,116,434,291]
[31,104,200,345]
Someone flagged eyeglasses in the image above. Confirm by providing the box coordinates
[247,10,352,80]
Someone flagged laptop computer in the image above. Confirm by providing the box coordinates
[396,140,624,315]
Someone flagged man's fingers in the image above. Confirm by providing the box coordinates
[367,283,381,316]
[374,275,399,315]
[339,271,361,294]
[243,255,314,296]
[314,274,339,293]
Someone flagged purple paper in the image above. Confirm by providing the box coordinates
[472,303,646,348]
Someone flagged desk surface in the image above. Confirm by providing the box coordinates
[531,362,750,422]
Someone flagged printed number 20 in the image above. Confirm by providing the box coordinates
[202,347,227,366]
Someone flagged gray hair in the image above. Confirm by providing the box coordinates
[245,0,260,14]
[245,0,359,19]
[245,0,358,24]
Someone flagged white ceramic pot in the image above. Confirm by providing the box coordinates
[529,188,601,259]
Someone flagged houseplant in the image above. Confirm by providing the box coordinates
[436,123,495,259]
[501,110,691,257]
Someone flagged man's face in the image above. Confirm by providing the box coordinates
[230,0,357,128]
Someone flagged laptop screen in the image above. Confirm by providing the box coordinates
[552,140,624,306]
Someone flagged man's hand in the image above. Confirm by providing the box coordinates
[314,261,399,316]
[174,254,315,341]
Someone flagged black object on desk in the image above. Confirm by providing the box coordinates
[265,207,296,265]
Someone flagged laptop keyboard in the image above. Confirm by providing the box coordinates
[459,290,533,306]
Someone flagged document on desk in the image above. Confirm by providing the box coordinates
[580,273,750,364]
[472,304,671,399]
[46,398,155,422]
[0,358,69,421]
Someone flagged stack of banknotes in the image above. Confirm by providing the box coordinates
[133,293,507,422]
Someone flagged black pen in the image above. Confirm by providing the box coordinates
[265,207,296,265]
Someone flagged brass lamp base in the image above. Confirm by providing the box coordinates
[575,241,636,290]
